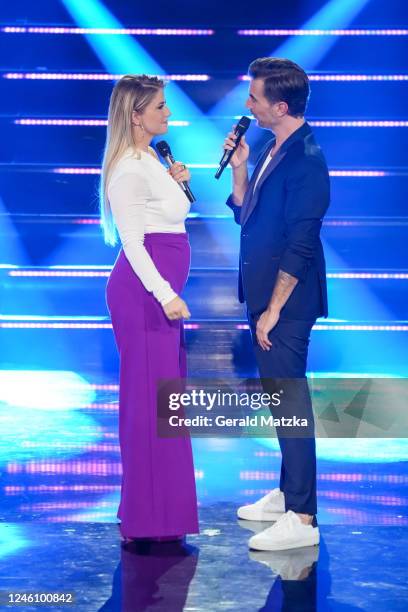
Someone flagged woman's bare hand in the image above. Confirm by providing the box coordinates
[163,296,191,320]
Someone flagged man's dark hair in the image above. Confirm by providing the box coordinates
[248,57,310,117]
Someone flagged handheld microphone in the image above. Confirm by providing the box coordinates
[155,141,196,203]
[215,115,251,180]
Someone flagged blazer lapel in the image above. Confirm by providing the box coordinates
[241,148,287,227]
[240,122,312,228]
[240,141,273,226]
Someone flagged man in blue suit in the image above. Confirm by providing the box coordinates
[225,57,330,551]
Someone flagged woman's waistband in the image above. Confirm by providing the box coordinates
[143,232,189,244]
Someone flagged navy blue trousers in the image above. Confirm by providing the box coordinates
[249,315,317,516]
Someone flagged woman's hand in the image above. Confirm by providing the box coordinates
[168,161,191,184]
[223,126,250,169]
[163,296,191,320]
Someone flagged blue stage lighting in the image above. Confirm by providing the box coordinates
[0,371,100,462]
[0,198,29,266]
[210,0,371,126]
[60,0,222,173]
[0,524,28,559]
[268,0,372,69]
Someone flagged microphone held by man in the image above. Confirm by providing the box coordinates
[215,115,251,179]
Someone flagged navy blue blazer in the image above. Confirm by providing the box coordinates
[226,122,330,320]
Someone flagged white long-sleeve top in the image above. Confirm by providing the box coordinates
[107,148,191,306]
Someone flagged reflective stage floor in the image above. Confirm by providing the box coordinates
[0,369,407,610]
[1,511,407,611]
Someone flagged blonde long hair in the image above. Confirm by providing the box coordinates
[99,74,165,245]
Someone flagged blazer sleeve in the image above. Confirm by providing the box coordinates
[225,194,242,225]
[108,171,178,306]
[279,157,330,282]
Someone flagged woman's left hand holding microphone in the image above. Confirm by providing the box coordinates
[168,161,191,184]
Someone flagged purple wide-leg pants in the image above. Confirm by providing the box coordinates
[106,232,199,538]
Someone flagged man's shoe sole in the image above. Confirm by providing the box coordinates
[249,535,320,552]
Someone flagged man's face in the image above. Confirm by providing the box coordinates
[245,78,287,129]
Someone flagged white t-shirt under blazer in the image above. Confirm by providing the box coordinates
[108,147,191,306]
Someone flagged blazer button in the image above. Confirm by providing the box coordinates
[242,233,248,237]
[243,261,249,265]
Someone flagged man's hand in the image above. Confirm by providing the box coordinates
[256,308,280,351]
[163,296,191,321]
[223,126,250,169]
[224,125,250,205]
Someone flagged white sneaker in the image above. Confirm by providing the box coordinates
[237,519,269,534]
[237,488,285,521]
[248,510,319,551]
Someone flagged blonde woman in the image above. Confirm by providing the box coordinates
[100,75,199,543]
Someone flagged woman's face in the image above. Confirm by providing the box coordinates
[134,88,171,137]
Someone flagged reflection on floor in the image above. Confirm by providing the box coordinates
[1,512,407,611]
[0,369,407,610]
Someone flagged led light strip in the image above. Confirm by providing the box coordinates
[309,74,408,82]
[2,26,214,35]
[237,324,408,331]
[319,490,408,505]
[240,74,408,81]
[329,170,387,176]
[242,488,407,506]
[309,120,408,127]
[4,216,407,227]
[4,72,210,81]
[5,484,121,494]
[235,115,408,127]
[21,441,120,452]
[327,272,408,279]
[13,118,408,128]
[1,321,407,331]
[7,460,123,474]
[242,473,408,483]
[309,75,408,81]
[237,29,408,36]
[14,118,189,126]
[0,322,113,329]
[2,26,407,36]
[79,403,119,410]
[48,513,117,522]
[5,72,408,82]
[314,324,408,331]
[51,167,394,176]
[53,167,223,174]
[9,270,110,277]
[324,219,408,226]
[326,509,407,526]
[54,167,101,174]
[6,461,204,479]
[7,269,408,279]
[19,500,117,511]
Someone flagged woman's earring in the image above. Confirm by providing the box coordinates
[132,117,144,130]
